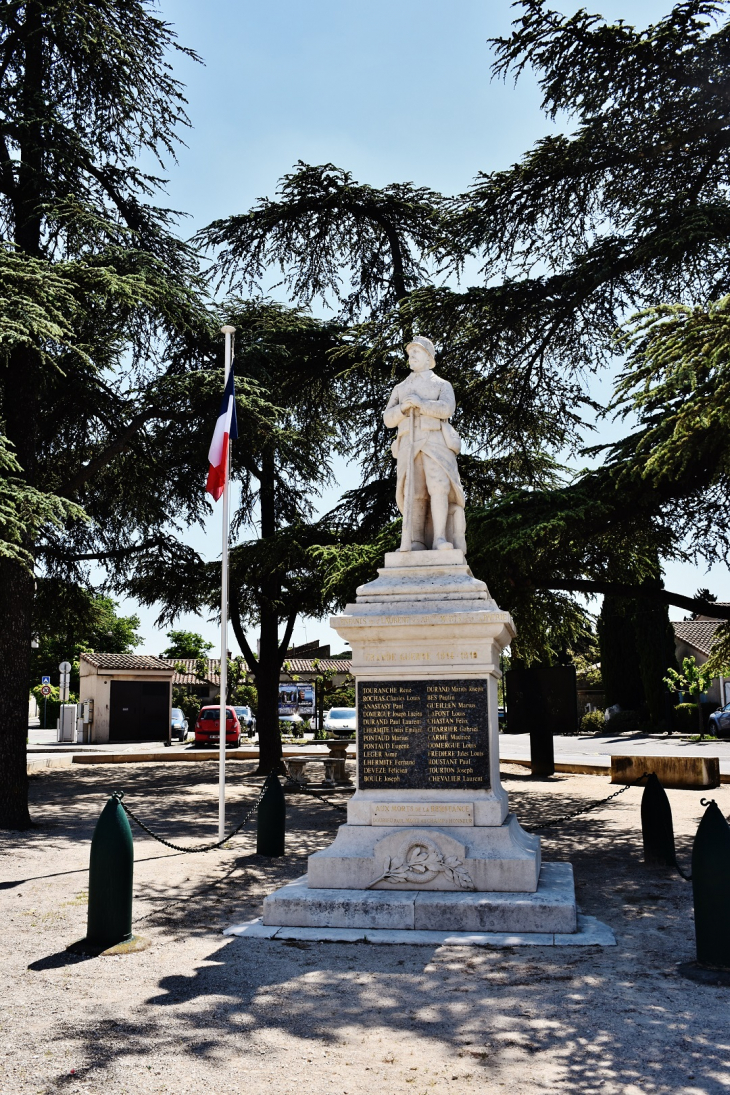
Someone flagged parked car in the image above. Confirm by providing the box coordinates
[708,702,730,739]
[194,705,241,748]
[323,707,357,735]
[170,707,189,742]
[234,705,256,737]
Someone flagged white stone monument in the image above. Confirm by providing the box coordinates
[262,337,577,935]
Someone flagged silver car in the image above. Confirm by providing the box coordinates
[323,707,357,735]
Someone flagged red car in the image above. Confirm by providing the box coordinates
[194,705,241,748]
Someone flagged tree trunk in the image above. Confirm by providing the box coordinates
[0,337,41,828]
[597,596,644,711]
[0,557,34,828]
[255,611,285,775]
[0,3,45,827]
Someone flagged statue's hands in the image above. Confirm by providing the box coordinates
[401,395,424,414]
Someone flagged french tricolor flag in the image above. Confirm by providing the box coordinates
[206,366,238,501]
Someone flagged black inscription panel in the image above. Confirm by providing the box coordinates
[357,679,490,790]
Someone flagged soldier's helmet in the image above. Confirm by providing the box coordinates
[406,336,435,361]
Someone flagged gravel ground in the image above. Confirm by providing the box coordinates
[1,761,729,1095]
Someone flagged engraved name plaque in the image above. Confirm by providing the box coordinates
[358,679,490,790]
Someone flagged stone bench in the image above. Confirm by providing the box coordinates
[286,755,351,787]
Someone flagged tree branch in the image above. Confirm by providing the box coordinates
[41,537,163,563]
[534,578,729,620]
[230,588,258,679]
[60,405,161,495]
[277,610,298,659]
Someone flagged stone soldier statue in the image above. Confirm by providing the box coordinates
[383,335,467,554]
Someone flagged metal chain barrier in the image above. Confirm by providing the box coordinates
[283,776,349,812]
[114,773,273,853]
[525,773,650,832]
[282,772,652,824]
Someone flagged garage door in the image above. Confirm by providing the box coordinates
[109,680,169,742]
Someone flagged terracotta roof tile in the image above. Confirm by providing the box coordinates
[162,656,352,684]
[81,653,173,671]
[673,620,724,657]
[163,658,220,685]
[281,658,353,674]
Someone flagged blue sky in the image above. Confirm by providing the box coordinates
[120,0,728,654]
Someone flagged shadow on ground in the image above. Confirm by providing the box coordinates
[8,763,729,1094]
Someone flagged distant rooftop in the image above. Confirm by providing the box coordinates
[286,640,330,658]
[673,620,725,657]
[81,653,173,671]
[281,658,353,675]
[163,655,353,685]
[163,658,221,685]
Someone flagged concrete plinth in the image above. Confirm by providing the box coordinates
[263,863,577,934]
[307,814,541,892]
[258,544,578,937]
[225,912,616,947]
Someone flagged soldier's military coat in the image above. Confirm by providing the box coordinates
[383,369,466,518]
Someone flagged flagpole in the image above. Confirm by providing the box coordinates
[219,324,236,840]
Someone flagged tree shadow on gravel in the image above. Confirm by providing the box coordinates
[1,762,349,867]
[50,903,730,1095]
[23,766,730,1093]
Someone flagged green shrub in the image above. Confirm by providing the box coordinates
[669,700,717,735]
[172,687,201,727]
[31,684,77,729]
[579,710,606,734]
[674,701,702,734]
[604,709,641,734]
[280,719,304,738]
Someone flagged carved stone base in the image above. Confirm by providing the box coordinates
[263,863,577,933]
[306,814,540,892]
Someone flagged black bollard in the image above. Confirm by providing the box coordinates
[257,774,286,856]
[692,800,730,970]
[529,724,555,778]
[68,794,148,955]
[641,773,677,867]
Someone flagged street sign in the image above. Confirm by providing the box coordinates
[41,684,51,697]
[59,661,71,673]
[41,675,50,686]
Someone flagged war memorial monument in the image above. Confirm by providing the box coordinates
[258,336,595,941]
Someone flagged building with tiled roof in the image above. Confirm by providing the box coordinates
[79,653,175,744]
[673,613,729,706]
[281,658,353,677]
[163,653,352,693]
[164,658,221,687]
[673,620,725,659]
[80,652,172,671]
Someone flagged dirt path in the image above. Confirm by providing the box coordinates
[1,762,728,1095]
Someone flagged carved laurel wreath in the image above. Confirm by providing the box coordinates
[367,835,475,890]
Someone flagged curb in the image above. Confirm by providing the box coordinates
[28,750,729,783]
[224,912,616,948]
[27,755,75,773]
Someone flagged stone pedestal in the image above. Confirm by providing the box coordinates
[262,548,577,933]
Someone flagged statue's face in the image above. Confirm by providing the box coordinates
[408,345,433,372]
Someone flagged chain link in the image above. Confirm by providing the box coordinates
[282,773,651,825]
[114,774,273,853]
[525,773,650,832]
[283,776,349,812]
